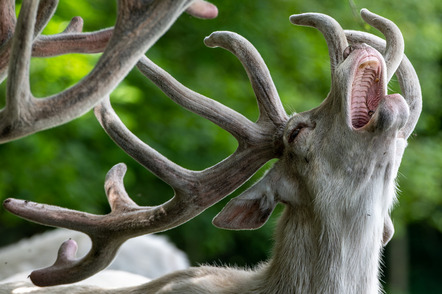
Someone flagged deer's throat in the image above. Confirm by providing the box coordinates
[262,205,383,293]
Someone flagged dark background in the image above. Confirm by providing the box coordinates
[1,1,441,293]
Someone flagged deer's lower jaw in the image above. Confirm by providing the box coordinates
[350,56,384,130]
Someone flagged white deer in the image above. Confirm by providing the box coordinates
[0,0,421,293]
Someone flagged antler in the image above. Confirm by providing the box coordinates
[0,0,216,77]
[30,0,217,58]
[0,0,210,143]
[3,31,287,286]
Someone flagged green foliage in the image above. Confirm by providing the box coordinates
[1,0,441,292]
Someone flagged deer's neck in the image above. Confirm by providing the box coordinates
[259,198,385,294]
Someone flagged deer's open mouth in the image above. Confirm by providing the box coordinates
[350,56,384,129]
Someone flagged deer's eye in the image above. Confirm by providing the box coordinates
[288,124,306,143]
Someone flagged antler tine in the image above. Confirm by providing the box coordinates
[136,56,255,142]
[2,164,144,234]
[2,0,80,119]
[136,31,289,140]
[59,15,84,34]
[4,0,37,119]
[95,98,194,191]
[34,0,59,37]
[204,31,288,125]
[0,0,197,143]
[345,30,422,139]
[32,27,113,57]
[290,12,348,75]
[360,9,404,82]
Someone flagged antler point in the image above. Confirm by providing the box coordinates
[288,14,301,25]
[203,32,220,48]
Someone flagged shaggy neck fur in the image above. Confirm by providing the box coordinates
[257,202,385,294]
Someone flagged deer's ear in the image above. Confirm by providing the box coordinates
[212,188,277,230]
[213,166,282,230]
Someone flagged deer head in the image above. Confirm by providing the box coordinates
[2,3,421,292]
[213,9,417,233]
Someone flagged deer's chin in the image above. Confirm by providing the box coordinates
[349,55,385,130]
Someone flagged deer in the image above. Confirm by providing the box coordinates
[0,0,421,293]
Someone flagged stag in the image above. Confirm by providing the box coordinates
[1,0,421,293]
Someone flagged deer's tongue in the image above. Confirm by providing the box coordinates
[350,58,383,129]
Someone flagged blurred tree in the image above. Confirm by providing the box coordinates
[0,0,441,293]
